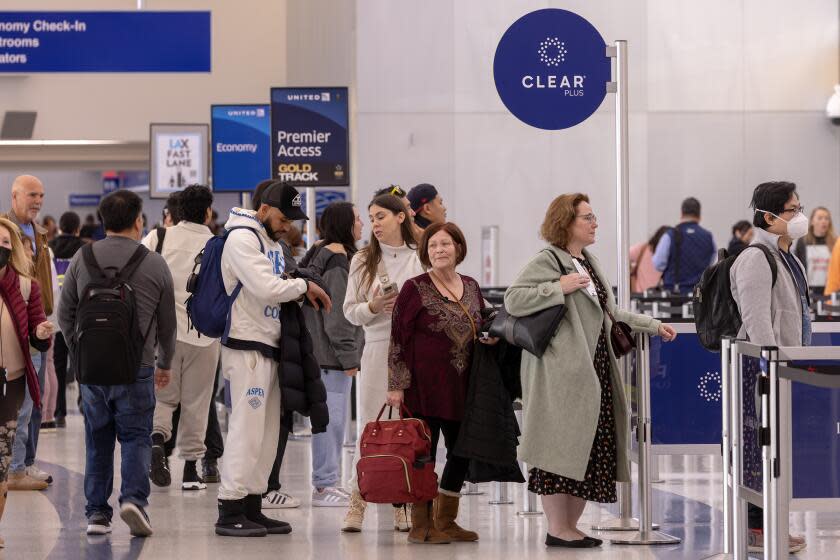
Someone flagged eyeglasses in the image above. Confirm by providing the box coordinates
[576,213,597,223]
[780,205,805,215]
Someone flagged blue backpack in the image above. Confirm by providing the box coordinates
[186,226,263,339]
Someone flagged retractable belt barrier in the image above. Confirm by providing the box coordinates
[721,340,840,560]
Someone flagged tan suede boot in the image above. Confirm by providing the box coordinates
[7,472,47,491]
[434,492,478,541]
[407,500,450,544]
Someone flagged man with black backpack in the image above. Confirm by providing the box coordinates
[58,190,177,538]
[730,181,810,555]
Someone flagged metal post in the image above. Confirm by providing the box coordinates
[463,482,484,496]
[762,351,783,560]
[732,346,748,560]
[305,186,317,249]
[514,407,542,516]
[592,40,642,533]
[612,335,681,545]
[702,338,735,560]
[489,482,513,505]
[343,379,356,449]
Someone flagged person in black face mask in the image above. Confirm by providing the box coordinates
[0,216,54,546]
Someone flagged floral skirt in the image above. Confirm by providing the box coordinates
[527,330,618,503]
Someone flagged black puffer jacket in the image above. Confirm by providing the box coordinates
[278,300,329,433]
[454,341,524,483]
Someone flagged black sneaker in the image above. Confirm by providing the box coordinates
[149,433,171,487]
[202,458,220,483]
[120,502,153,537]
[86,512,112,535]
[216,498,268,537]
[55,417,67,428]
[244,494,292,534]
[182,460,207,491]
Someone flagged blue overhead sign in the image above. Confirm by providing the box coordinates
[68,194,101,207]
[212,105,271,193]
[271,87,349,187]
[493,9,611,130]
[0,12,211,72]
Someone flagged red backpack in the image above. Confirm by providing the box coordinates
[357,404,438,504]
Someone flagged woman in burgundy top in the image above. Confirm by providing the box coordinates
[387,222,497,545]
[0,217,53,548]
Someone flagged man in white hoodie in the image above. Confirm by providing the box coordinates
[215,182,331,538]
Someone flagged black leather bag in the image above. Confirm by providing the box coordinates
[489,249,567,358]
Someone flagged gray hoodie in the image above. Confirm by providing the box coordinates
[730,226,810,347]
[302,244,364,370]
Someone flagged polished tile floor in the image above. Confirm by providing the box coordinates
[4,386,839,559]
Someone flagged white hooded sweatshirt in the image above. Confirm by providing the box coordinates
[221,208,308,355]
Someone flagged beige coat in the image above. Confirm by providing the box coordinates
[505,245,661,482]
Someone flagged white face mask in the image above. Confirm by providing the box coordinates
[756,209,808,239]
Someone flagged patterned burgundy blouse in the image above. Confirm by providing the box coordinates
[388,272,485,421]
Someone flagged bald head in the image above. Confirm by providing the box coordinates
[11,174,44,224]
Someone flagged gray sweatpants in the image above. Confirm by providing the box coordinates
[153,340,221,461]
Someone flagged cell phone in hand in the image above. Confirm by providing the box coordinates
[381,281,398,296]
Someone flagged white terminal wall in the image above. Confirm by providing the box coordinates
[352,0,840,285]
[2,1,839,287]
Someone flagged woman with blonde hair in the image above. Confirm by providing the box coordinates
[341,194,424,533]
[505,194,675,548]
[0,217,54,547]
[794,206,835,293]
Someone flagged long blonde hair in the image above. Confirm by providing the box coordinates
[0,217,33,277]
[805,207,837,249]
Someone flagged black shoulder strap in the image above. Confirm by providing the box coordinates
[154,226,166,254]
[116,245,150,283]
[543,247,567,275]
[748,244,778,287]
[81,243,106,281]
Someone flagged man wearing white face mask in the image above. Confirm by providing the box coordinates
[729,181,809,555]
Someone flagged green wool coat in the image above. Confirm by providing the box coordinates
[504,245,661,483]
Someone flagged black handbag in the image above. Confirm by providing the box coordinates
[489,249,567,358]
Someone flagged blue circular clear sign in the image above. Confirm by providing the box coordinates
[494,9,611,130]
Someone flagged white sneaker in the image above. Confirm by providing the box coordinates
[262,490,301,509]
[312,487,350,507]
[25,465,53,484]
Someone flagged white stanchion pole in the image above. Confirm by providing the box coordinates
[611,335,681,545]
[591,38,644,534]
[343,380,356,449]
[489,481,513,505]
[513,407,542,517]
[702,337,736,560]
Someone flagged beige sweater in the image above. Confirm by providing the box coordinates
[344,242,424,344]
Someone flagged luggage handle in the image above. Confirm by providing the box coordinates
[374,403,414,426]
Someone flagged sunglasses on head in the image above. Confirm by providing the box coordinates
[376,185,406,198]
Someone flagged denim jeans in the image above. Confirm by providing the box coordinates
[10,352,43,473]
[80,367,155,520]
[310,369,352,489]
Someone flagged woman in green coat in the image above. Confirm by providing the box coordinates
[504,193,677,548]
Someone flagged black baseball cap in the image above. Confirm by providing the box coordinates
[407,183,438,212]
[261,182,309,221]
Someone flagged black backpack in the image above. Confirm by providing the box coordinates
[73,243,153,385]
[693,245,777,352]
